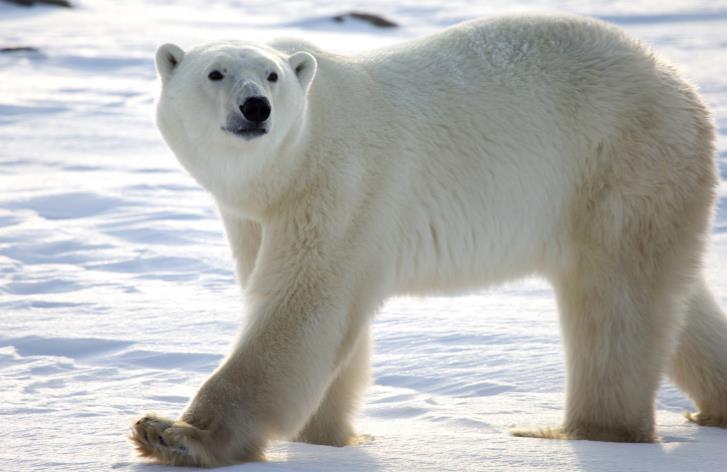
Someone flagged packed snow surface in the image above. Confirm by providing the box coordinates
[1,1,726,471]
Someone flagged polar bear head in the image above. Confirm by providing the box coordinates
[154,41,317,210]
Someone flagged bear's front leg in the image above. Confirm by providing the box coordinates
[132,236,371,467]
[294,326,371,446]
[131,359,267,467]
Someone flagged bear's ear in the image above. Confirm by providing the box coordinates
[155,43,185,83]
[288,51,317,92]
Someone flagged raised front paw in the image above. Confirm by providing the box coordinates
[131,412,263,467]
[131,413,213,467]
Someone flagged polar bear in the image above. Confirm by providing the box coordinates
[131,14,727,467]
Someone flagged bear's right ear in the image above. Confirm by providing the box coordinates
[155,43,185,83]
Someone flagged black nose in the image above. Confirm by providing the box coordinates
[240,96,271,123]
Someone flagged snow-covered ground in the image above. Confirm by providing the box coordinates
[1,1,726,471]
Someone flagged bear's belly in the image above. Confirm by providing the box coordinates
[388,154,572,295]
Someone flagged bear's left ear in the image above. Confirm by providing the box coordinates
[155,43,185,83]
[288,51,317,92]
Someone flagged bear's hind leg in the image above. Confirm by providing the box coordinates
[514,251,688,443]
[511,102,716,442]
[294,327,371,446]
[558,264,683,442]
[668,279,727,428]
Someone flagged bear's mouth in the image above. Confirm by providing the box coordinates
[222,126,268,140]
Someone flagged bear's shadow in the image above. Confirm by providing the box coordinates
[568,426,726,472]
[126,440,380,471]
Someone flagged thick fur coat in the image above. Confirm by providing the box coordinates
[131,14,727,467]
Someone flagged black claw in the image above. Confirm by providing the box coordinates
[159,435,168,447]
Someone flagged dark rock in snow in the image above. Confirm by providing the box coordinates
[1,0,72,7]
[333,11,398,28]
[0,46,40,53]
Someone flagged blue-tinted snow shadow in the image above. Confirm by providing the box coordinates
[565,425,727,472]
[597,10,727,25]
[0,3,65,22]
[121,440,380,471]
[1,191,136,220]
[715,195,727,234]
[0,103,65,119]
[0,335,222,373]
[0,335,132,359]
[49,54,155,77]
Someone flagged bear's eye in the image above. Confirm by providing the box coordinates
[267,72,278,83]
[208,70,224,81]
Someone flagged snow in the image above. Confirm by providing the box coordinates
[1,0,726,471]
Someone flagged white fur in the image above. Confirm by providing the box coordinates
[131,14,727,467]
